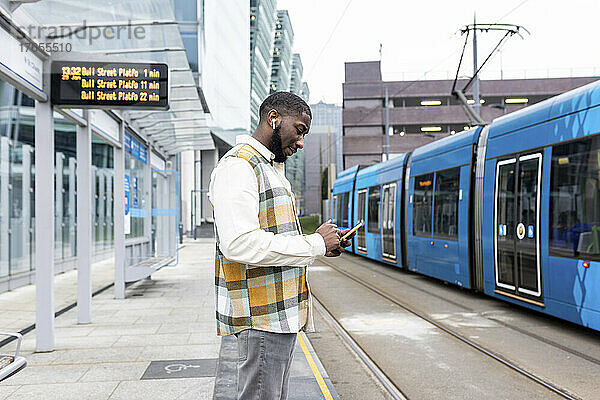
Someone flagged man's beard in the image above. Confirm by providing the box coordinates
[269,124,288,163]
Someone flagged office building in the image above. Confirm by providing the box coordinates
[250,0,277,132]
[269,10,294,93]
[303,102,342,216]
[290,53,303,95]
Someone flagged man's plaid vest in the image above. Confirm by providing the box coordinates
[214,143,311,336]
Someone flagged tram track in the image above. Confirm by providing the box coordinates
[336,253,600,368]
[312,296,408,400]
[314,256,581,400]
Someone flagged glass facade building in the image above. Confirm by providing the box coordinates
[250,0,277,131]
[270,10,294,93]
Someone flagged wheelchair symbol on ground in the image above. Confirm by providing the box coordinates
[165,363,202,374]
[141,358,218,380]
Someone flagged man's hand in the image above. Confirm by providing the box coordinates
[337,228,355,249]
[316,219,343,257]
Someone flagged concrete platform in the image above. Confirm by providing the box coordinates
[0,237,338,400]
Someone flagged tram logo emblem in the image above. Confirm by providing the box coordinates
[516,223,526,240]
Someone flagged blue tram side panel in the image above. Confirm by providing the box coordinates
[483,80,600,330]
[333,156,407,264]
[407,128,481,288]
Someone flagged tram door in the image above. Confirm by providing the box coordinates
[356,189,367,252]
[381,183,397,260]
[495,154,542,300]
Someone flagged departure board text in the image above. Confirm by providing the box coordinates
[51,61,168,109]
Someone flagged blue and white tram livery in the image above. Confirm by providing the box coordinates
[331,80,600,331]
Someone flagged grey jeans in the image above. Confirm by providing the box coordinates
[235,329,298,400]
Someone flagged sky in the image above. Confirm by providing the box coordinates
[277,0,600,105]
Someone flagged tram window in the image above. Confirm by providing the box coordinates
[413,173,433,236]
[368,185,381,233]
[550,136,600,260]
[433,168,460,239]
[342,192,349,227]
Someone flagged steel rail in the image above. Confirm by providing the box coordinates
[312,296,408,400]
[317,257,581,400]
[337,254,600,368]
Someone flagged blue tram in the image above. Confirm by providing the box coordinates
[331,80,600,331]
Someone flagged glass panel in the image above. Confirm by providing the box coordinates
[517,156,540,294]
[357,190,367,250]
[382,184,396,258]
[333,195,338,226]
[368,185,380,234]
[126,133,147,240]
[66,157,77,258]
[342,192,349,227]
[496,161,516,288]
[92,166,98,252]
[413,173,433,237]
[55,152,65,260]
[550,137,600,260]
[434,168,459,239]
[92,135,114,253]
[1,137,11,277]
[10,141,27,274]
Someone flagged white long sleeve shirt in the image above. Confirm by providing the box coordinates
[208,135,326,266]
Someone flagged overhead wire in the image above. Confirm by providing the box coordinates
[300,1,533,174]
[305,0,355,81]
[301,45,465,171]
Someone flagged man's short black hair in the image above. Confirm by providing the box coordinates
[259,91,312,122]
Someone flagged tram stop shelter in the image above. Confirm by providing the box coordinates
[0,0,213,352]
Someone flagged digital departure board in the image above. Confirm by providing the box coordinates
[51,61,169,109]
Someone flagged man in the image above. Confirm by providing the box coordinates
[208,91,353,400]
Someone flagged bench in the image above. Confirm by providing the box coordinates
[0,332,27,382]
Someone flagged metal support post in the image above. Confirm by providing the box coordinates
[473,14,481,118]
[35,98,55,352]
[384,87,390,161]
[114,123,126,299]
[76,113,92,324]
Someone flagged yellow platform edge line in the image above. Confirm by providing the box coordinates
[297,332,334,400]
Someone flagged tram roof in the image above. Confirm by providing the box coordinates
[489,79,600,139]
[411,127,480,164]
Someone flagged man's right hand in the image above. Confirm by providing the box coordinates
[315,219,343,257]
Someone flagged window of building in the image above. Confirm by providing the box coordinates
[413,173,433,236]
[368,185,380,233]
[433,168,459,239]
[550,136,600,260]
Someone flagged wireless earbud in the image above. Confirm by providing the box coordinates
[272,120,276,129]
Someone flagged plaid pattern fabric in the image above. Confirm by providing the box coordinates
[214,144,310,336]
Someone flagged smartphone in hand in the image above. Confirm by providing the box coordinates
[340,220,363,240]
